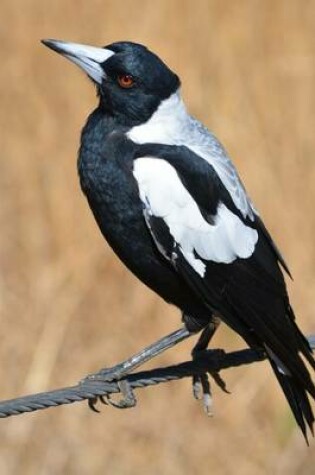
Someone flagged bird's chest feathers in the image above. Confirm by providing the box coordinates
[79,129,140,223]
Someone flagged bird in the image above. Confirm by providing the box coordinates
[42,38,315,439]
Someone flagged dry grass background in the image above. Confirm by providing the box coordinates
[0,0,315,473]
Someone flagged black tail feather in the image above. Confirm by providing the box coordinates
[269,357,315,442]
[224,282,315,439]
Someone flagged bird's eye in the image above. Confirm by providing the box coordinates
[117,74,135,89]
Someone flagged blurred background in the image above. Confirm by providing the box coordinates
[0,0,315,473]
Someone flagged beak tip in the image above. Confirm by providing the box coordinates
[41,39,65,55]
[41,38,53,47]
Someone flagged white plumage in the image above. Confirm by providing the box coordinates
[133,157,258,277]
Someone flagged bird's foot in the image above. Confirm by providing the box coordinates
[87,378,137,412]
[192,348,230,416]
[82,327,192,413]
[83,365,137,412]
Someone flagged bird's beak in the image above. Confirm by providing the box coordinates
[41,39,115,85]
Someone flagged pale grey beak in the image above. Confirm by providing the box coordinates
[41,39,115,84]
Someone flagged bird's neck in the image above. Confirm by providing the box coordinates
[79,107,128,156]
[126,90,189,145]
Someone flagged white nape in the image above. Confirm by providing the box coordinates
[133,158,258,277]
[128,90,188,144]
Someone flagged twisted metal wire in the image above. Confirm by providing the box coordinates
[0,336,314,418]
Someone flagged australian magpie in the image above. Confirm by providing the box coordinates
[42,39,315,439]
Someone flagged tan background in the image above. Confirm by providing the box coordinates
[0,0,315,473]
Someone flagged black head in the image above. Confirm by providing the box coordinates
[42,39,180,126]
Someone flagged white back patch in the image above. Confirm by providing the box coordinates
[133,158,258,277]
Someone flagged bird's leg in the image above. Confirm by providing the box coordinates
[86,327,192,381]
[191,314,228,415]
[83,326,192,410]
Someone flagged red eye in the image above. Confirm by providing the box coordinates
[117,74,135,88]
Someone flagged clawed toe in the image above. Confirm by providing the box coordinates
[88,394,109,412]
[210,371,230,394]
[103,380,137,409]
[191,346,230,416]
[88,397,101,413]
[87,380,137,412]
[192,375,203,400]
[192,372,213,416]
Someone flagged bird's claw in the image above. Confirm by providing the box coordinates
[103,380,137,409]
[88,394,109,412]
[192,348,230,415]
[209,370,230,394]
[193,372,213,416]
[88,380,137,412]
[192,375,203,400]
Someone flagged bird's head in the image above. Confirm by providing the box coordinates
[42,39,180,126]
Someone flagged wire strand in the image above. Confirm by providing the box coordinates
[0,338,313,418]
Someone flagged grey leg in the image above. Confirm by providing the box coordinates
[86,327,192,381]
[84,326,193,410]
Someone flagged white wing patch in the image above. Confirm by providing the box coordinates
[133,158,258,277]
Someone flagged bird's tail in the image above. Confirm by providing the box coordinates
[266,348,315,442]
